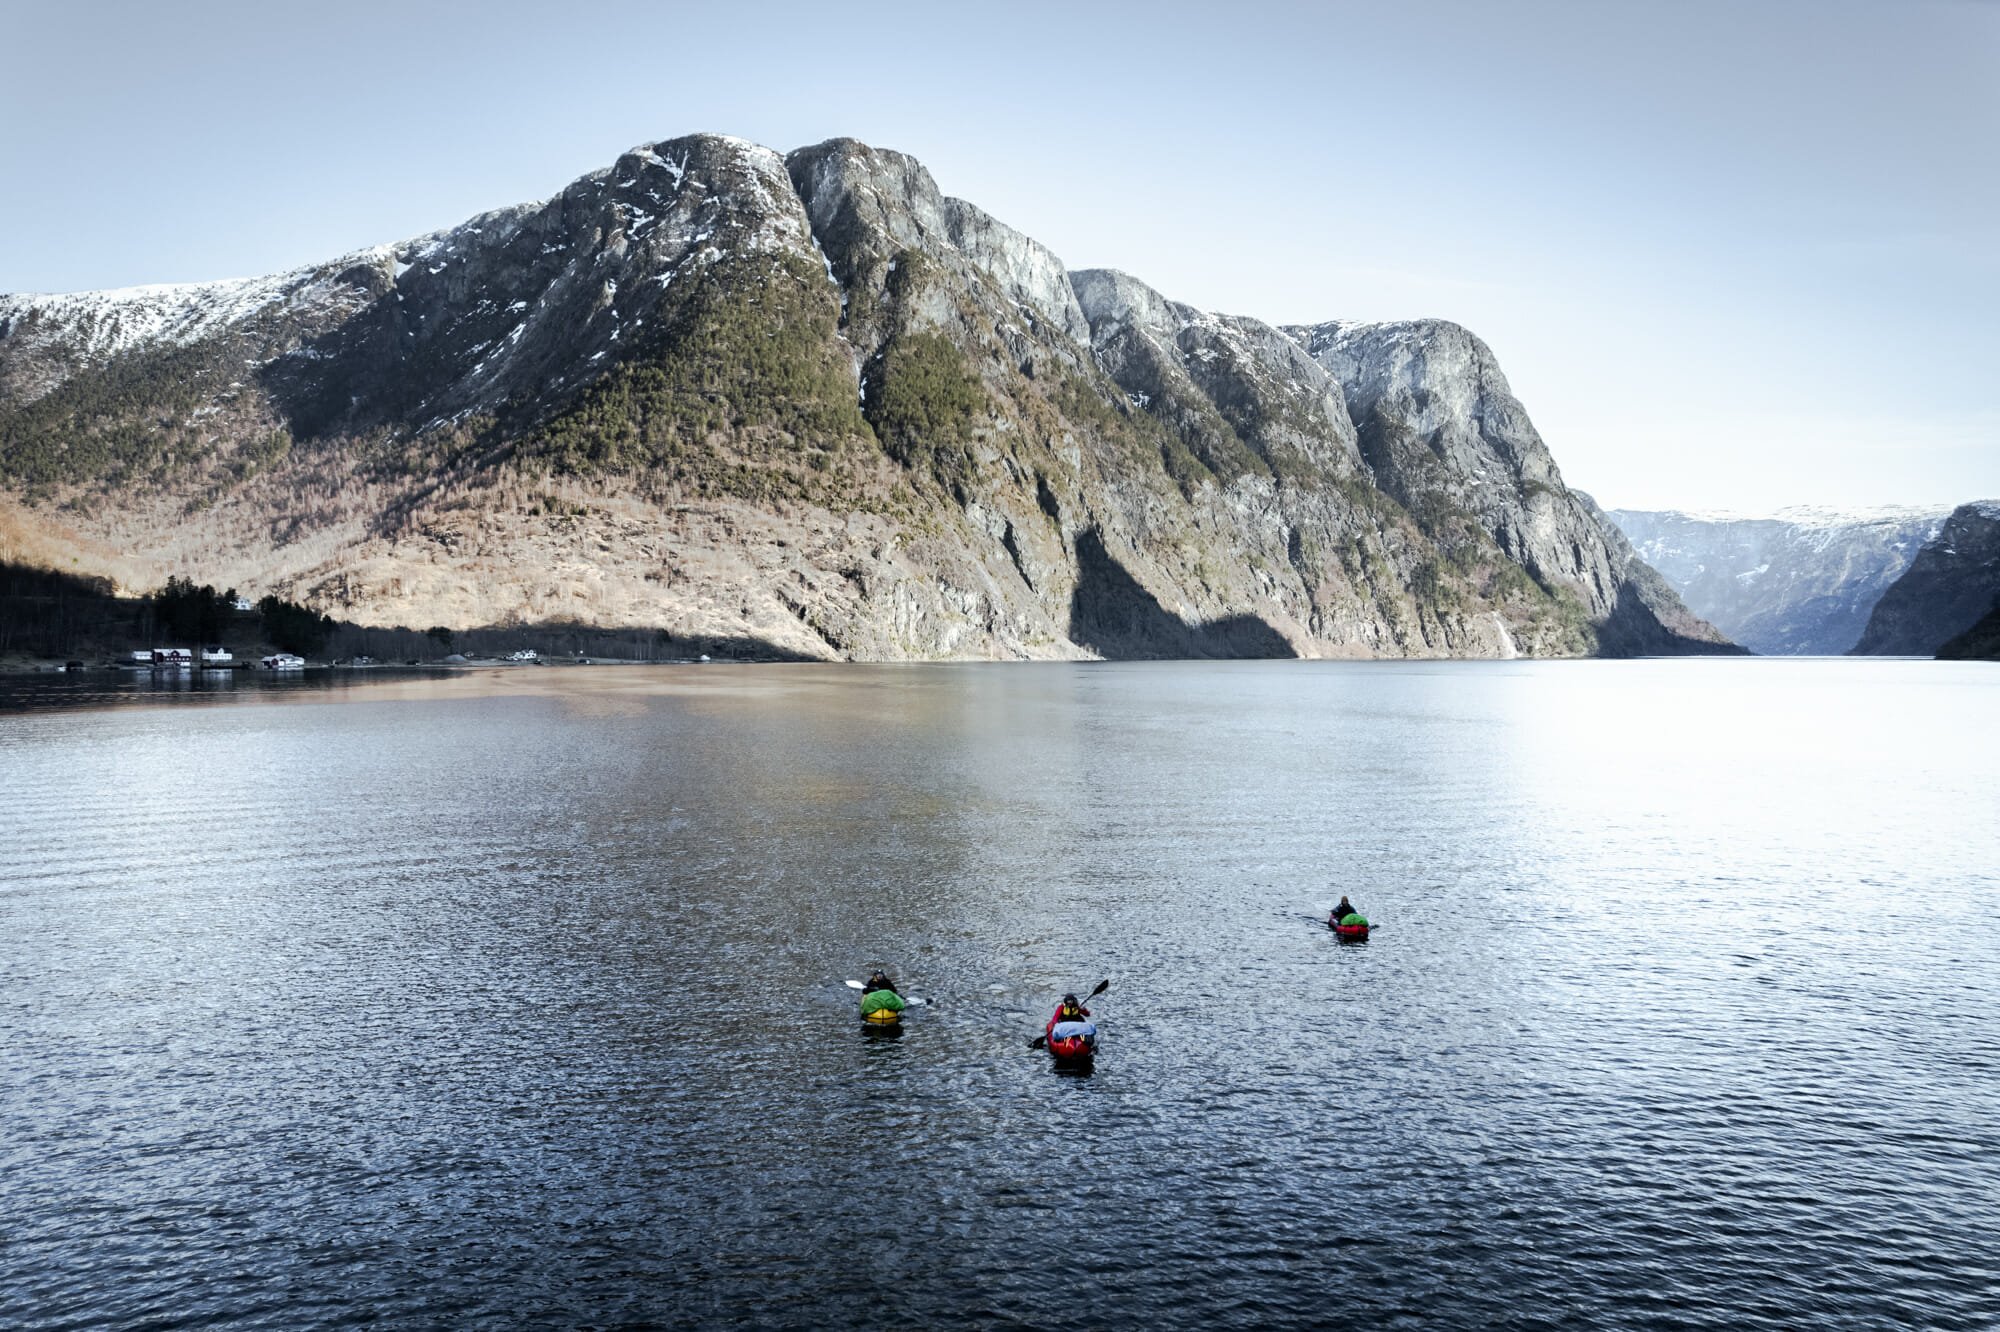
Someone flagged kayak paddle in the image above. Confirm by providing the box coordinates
[847,979,925,1005]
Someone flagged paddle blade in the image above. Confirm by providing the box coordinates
[1029,1035,1047,1050]
[845,980,865,989]
[1089,979,1110,999]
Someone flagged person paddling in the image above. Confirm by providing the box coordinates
[1032,980,1108,1053]
[859,970,907,1023]
[1330,896,1359,926]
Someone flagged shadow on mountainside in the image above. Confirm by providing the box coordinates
[324,622,824,664]
[1068,529,1295,660]
[1592,581,1751,658]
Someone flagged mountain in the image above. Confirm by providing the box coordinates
[1935,602,2000,660]
[1604,505,1950,654]
[1849,502,2000,656]
[0,133,1733,661]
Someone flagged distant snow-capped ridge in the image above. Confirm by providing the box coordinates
[1603,503,1962,655]
[0,245,401,360]
[1648,503,1956,528]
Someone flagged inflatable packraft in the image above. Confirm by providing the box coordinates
[1045,1018,1098,1061]
[860,989,907,1024]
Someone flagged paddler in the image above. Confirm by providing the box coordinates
[1051,992,1090,1025]
[859,971,907,1024]
[1331,895,1359,926]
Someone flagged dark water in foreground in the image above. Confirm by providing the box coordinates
[3,660,1996,1330]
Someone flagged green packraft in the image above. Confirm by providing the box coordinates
[860,989,906,1017]
[1340,913,1369,927]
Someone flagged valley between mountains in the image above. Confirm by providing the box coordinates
[0,134,1737,661]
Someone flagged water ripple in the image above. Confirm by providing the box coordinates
[1,660,1996,1329]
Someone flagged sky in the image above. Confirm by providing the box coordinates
[3,0,1995,512]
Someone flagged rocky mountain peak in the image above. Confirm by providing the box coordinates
[1287,316,1619,617]
[267,133,821,440]
[783,138,1089,362]
[1070,268,1361,485]
[0,131,1736,662]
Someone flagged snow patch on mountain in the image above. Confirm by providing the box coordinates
[0,245,392,361]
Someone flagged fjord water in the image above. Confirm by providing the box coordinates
[2,661,1995,1330]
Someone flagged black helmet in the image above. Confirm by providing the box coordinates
[1062,993,1079,1006]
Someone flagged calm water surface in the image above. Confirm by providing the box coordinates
[2,660,1996,1330]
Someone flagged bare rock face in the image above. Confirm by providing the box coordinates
[783,138,1091,365]
[1851,502,2000,655]
[1291,321,1609,607]
[1070,269,1363,484]
[0,132,1733,662]
[1288,319,1736,655]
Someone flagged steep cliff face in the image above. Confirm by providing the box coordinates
[1291,321,1605,603]
[1288,319,1736,655]
[1070,268,1362,487]
[1606,506,1949,654]
[0,132,1731,661]
[1935,602,2000,660]
[1850,502,2000,656]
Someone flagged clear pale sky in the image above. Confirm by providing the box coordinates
[4,0,1994,512]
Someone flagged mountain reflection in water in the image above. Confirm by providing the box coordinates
[2,660,1996,1330]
